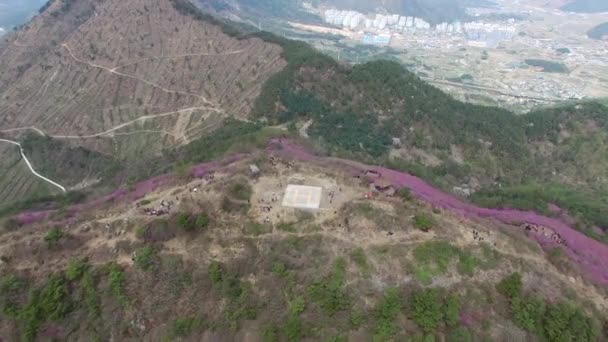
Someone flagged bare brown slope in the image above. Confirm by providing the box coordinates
[0,0,285,140]
[0,0,286,204]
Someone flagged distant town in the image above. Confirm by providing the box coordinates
[283,1,608,111]
[322,9,517,49]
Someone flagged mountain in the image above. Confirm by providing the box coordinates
[0,1,607,341]
[561,0,608,13]
[0,0,285,206]
[588,22,608,40]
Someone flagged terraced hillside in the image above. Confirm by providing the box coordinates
[0,0,286,206]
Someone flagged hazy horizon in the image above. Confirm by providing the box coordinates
[0,0,47,32]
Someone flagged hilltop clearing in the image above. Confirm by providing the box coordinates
[1,140,606,341]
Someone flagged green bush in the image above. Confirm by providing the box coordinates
[447,327,473,342]
[208,261,225,286]
[444,295,461,327]
[196,213,210,230]
[496,273,522,299]
[399,187,413,201]
[308,258,350,317]
[44,227,64,247]
[271,261,288,277]
[107,263,128,305]
[0,274,27,317]
[413,241,463,284]
[19,275,72,341]
[283,316,308,341]
[410,289,444,333]
[350,309,365,328]
[65,259,88,281]
[288,296,306,317]
[176,212,196,231]
[175,212,209,232]
[79,271,100,319]
[229,181,253,201]
[495,273,599,341]
[350,248,371,277]
[414,214,435,231]
[134,245,159,271]
[373,287,402,341]
[167,316,204,338]
[457,253,478,276]
[261,325,279,342]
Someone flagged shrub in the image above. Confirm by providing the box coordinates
[195,213,210,230]
[176,212,196,231]
[19,275,71,341]
[414,214,435,231]
[134,245,159,271]
[107,263,128,305]
[350,309,365,328]
[65,259,88,281]
[0,274,26,316]
[444,295,461,327]
[351,248,371,277]
[283,316,308,341]
[512,295,545,333]
[167,316,204,338]
[447,327,473,342]
[229,181,253,201]
[138,199,151,206]
[373,287,402,341]
[308,258,350,317]
[288,296,306,317]
[457,253,478,276]
[208,261,225,286]
[79,271,100,319]
[261,325,279,342]
[44,227,64,247]
[399,187,413,201]
[271,261,288,277]
[496,273,522,300]
[410,289,443,333]
[413,241,462,284]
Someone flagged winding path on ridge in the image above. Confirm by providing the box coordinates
[0,139,66,193]
[62,44,221,107]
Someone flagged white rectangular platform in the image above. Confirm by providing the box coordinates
[282,185,323,210]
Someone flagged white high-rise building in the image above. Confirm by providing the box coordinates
[388,14,400,26]
[398,16,407,28]
[405,16,414,28]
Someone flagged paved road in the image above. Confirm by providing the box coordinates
[0,138,66,193]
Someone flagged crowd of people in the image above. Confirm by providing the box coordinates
[522,223,567,246]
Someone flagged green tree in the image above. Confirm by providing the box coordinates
[414,214,435,231]
[44,227,64,247]
[410,289,443,333]
[65,259,88,281]
[134,245,159,271]
[373,287,402,341]
[444,295,461,327]
[496,272,522,299]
